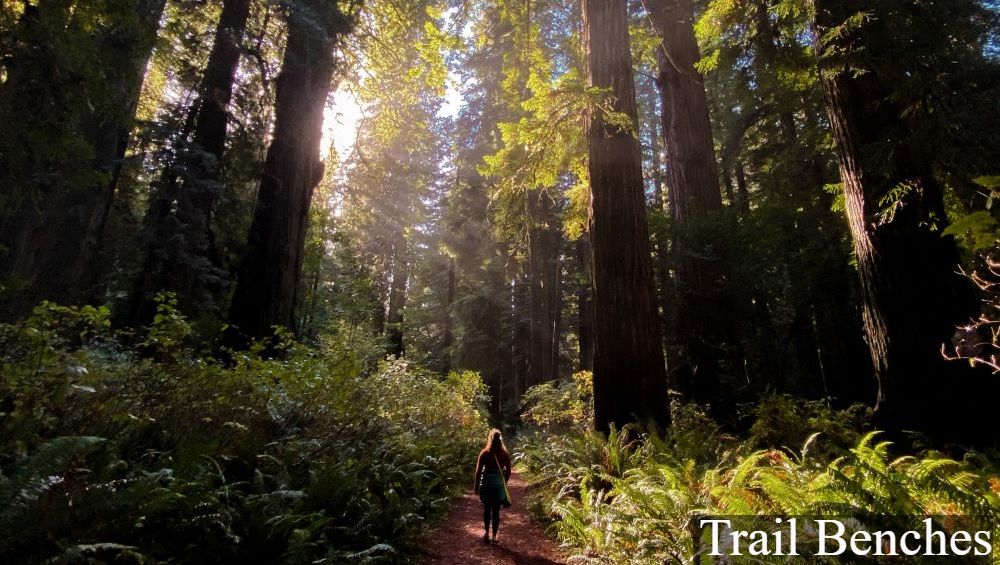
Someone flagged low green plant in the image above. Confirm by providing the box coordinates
[520,370,593,431]
[0,302,489,563]
[749,393,873,456]
[516,388,1000,564]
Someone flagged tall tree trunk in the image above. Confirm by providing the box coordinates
[126,0,252,325]
[172,0,252,307]
[649,112,675,363]
[526,201,546,389]
[512,269,531,405]
[227,1,351,342]
[442,258,456,373]
[583,0,669,433]
[526,190,562,385]
[813,0,983,440]
[576,234,595,372]
[0,0,166,318]
[651,0,742,410]
[549,237,562,380]
[385,244,408,356]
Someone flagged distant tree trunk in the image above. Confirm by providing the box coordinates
[549,238,562,380]
[173,0,252,304]
[512,269,531,402]
[385,244,408,356]
[126,0,252,325]
[0,0,165,318]
[813,0,982,439]
[649,113,675,362]
[526,190,562,386]
[526,204,546,389]
[733,161,750,216]
[583,0,669,432]
[650,0,742,409]
[227,1,351,342]
[576,234,595,372]
[441,258,456,372]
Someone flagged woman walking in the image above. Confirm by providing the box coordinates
[473,428,512,544]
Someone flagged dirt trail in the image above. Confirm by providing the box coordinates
[422,471,566,565]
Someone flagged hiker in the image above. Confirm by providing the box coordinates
[473,428,512,544]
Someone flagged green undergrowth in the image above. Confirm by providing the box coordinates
[515,379,1000,564]
[0,302,489,563]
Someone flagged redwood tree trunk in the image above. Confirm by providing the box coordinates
[526,190,562,386]
[127,0,252,325]
[576,234,595,372]
[813,0,983,440]
[386,245,408,356]
[583,0,669,432]
[650,0,742,409]
[173,0,252,306]
[0,0,165,317]
[228,1,350,342]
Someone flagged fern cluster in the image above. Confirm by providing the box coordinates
[0,302,489,563]
[517,405,1000,564]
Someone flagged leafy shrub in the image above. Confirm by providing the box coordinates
[520,370,592,431]
[0,303,488,563]
[749,394,872,456]
[515,383,1000,564]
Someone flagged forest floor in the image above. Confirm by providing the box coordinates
[421,470,566,565]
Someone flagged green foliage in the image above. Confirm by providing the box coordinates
[518,424,1000,564]
[944,177,1000,254]
[0,304,488,563]
[748,394,872,455]
[520,371,593,430]
[943,211,1000,253]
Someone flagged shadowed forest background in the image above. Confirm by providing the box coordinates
[3,0,1000,563]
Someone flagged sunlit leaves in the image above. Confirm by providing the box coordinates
[943,211,1000,253]
[518,422,1000,564]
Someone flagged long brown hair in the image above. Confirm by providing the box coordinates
[482,428,509,458]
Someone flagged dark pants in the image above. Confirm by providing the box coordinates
[483,501,500,535]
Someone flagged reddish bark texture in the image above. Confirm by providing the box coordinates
[229,2,351,340]
[583,0,669,432]
[650,0,742,408]
[813,0,985,439]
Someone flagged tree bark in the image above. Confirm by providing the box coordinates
[583,0,669,432]
[0,0,165,317]
[227,1,351,342]
[172,0,252,307]
[813,0,983,439]
[386,244,408,356]
[576,234,595,372]
[650,0,743,409]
